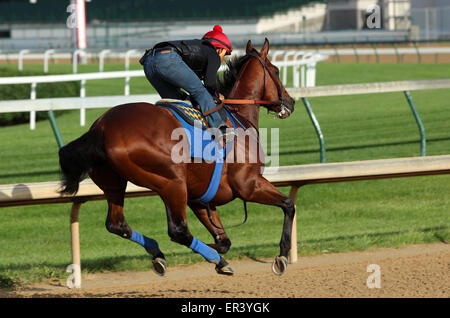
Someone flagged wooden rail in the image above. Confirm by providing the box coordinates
[1,155,450,288]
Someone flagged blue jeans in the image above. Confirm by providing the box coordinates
[143,49,225,128]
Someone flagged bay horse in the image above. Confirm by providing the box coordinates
[58,39,296,276]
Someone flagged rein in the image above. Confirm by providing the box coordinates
[223,99,281,106]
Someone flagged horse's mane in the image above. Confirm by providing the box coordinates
[216,53,252,98]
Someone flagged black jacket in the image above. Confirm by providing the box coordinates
[154,39,221,98]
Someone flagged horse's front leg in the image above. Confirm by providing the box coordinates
[239,176,296,275]
[188,202,232,254]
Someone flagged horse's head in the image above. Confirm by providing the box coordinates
[246,39,295,119]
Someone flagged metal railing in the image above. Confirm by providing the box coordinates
[287,78,450,162]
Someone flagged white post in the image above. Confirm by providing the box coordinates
[306,61,317,88]
[282,51,296,85]
[301,53,314,88]
[73,49,85,73]
[293,52,305,88]
[288,186,298,264]
[124,76,130,96]
[30,82,36,130]
[125,49,137,71]
[301,65,305,88]
[18,49,30,72]
[99,49,111,72]
[80,79,86,126]
[268,50,285,63]
[69,202,82,288]
[43,49,55,73]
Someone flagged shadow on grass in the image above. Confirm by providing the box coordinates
[0,169,59,180]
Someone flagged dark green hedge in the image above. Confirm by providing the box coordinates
[0,68,80,126]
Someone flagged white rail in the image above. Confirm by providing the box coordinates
[0,52,327,130]
[287,78,450,98]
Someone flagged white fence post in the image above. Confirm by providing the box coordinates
[80,79,86,126]
[18,49,30,72]
[306,61,317,88]
[293,52,306,88]
[125,49,137,71]
[282,51,296,85]
[99,49,111,72]
[73,49,85,74]
[124,77,130,96]
[269,50,285,63]
[43,49,55,73]
[30,82,36,130]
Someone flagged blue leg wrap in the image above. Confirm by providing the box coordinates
[189,237,221,264]
[130,231,160,255]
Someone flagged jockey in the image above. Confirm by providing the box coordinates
[141,25,235,142]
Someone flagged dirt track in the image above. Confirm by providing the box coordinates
[3,243,449,298]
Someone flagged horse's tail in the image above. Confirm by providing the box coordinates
[58,126,106,195]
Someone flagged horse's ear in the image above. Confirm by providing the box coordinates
[260,38,269,59]
[246,40,253,54]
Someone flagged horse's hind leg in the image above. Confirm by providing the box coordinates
[188,202,231,254]
[89,166,166,276]
[160,185,233,275]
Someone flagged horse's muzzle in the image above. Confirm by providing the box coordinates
[277,96,295,119]
[277,105,291,119]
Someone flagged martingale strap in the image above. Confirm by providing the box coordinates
[191,160,224,204]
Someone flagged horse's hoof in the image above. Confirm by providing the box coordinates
[272,256,288,275]
[216,265,234,276]
[215,257,234,276]
[152,257,167,276]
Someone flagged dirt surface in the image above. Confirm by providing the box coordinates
[2,243,449,298]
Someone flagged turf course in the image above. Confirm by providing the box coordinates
[0,61,449,288]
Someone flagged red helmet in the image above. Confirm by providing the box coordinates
[202,25,232,55]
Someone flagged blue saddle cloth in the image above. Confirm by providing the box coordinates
[155,100,244,204]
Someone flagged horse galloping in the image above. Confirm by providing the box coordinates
[58,39,296,276]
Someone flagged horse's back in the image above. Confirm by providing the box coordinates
[94,102,182,160]
[97,102,178,130]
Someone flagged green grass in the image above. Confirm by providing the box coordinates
[0,62,449,288]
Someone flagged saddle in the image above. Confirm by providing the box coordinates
[156,99,209,128]
[155,99,245,130]
[155,99,246,205]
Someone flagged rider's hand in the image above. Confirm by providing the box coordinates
[219,93,224,101]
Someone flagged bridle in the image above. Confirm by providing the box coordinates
[222,51,291,118]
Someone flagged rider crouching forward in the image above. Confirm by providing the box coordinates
[141,25,236,142]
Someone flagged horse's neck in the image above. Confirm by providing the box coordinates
[236,102,260,130]
[228,81,261,129]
